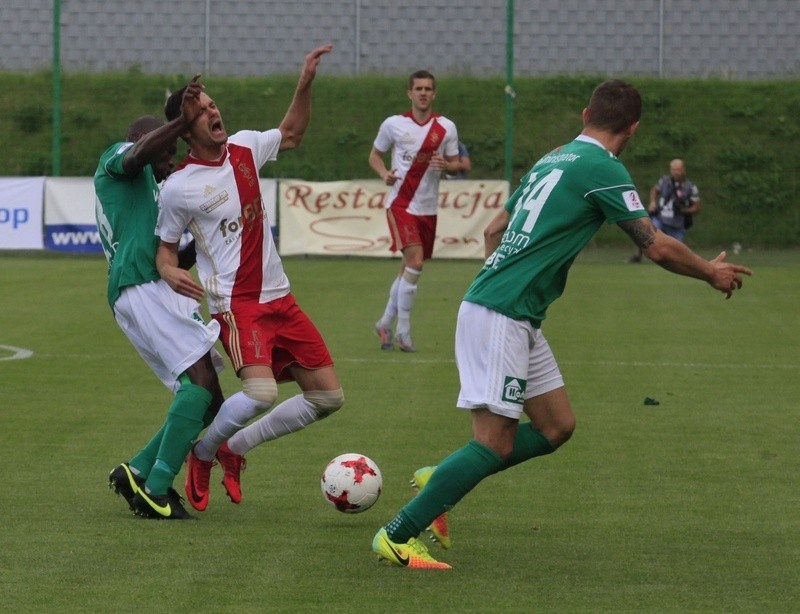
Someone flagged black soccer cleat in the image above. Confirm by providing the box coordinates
[131,488,194,520]
[108,463,145,510]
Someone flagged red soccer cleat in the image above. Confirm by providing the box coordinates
[216,441,246,504]
[185,446,214,511]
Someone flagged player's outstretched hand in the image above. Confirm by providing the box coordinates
[709,251,752,299]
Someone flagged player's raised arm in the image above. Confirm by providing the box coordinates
[278,44,333,151]
[122,75,204,176]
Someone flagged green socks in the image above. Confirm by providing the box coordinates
[143,383,211,496]
[500,422,556,471]
[385,424,556,544]
[128,425,165,478]
[387,440,503,543]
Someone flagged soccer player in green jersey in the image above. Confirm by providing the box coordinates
[372,79,752,568]
[96,77,239,519]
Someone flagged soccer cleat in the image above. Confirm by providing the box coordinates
[108,463,144,510]
[395,332,417,353]
[131,488,193,520]
[374,322,393,350]
[411,466,452,549]
[216,441,246,504]
[185,446,214,511]
[372,528,451,569]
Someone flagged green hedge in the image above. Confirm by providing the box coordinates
[2,71,797,247]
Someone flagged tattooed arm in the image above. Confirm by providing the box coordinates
[617,217,752,299]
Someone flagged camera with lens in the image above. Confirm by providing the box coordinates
[672,195,689,212]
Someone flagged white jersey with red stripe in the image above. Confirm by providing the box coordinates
[157,129,289,315]
[373,112,459,216]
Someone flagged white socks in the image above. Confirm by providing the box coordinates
[378,276,401,328]
[193,391,269,461]
[226,394,322,456]
[396,267,420,336]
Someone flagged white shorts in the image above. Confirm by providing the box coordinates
[114,279,222,392]
[455,301,564,419]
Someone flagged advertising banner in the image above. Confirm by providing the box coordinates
[42,177,278,253]
[44,177,102,252]
[278,179,509,259]
[0,177,45,250]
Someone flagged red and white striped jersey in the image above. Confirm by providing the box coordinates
[157,129,289,315]
[373,113,459,216]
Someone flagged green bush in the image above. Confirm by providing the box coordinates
[0,72,797,246]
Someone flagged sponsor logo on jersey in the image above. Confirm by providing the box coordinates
[218,197,264,243]
[201,190,230,213]
[502,376,525,404]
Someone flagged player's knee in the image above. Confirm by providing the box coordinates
[304,388,344,417]
[183,353,219,390]
[243,378,278,408]
[548,414,576,448]
[402,266,421,284]
[169,382,213,420]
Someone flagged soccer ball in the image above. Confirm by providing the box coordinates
[320,453,382,513]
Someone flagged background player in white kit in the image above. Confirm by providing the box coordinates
[369,70,461,352]
[156,44,344,512]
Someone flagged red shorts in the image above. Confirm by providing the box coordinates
[386,208,437,260]
[212,293,333,382]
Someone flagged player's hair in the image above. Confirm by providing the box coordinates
[408,69,436,90]
[585,79,641,134]
[164,86,187,122]
[125,115,163,142]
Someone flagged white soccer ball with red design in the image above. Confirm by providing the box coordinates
[320,453,382,513]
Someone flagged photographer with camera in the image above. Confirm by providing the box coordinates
[628,158,701,263]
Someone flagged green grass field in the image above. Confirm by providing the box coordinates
[1,248,797,612]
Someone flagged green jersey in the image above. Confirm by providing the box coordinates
[464,136,648,326]
[94,141,161,310]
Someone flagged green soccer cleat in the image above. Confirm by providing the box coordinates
[108,463,144,510]
[372,528,451,569]
[411,466,452,549]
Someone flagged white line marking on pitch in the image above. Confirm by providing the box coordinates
[339,356,799,370]
[27,353,800,371]
[0,345,34,361]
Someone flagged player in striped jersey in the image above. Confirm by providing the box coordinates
[156,45,343,511]
[369,70,461,352]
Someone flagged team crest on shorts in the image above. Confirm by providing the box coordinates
[502,376,525,404]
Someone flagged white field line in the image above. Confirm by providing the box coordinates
[338,356,799,370]
[6,348,798,370]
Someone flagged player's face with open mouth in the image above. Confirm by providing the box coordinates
[193,92,228,147]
